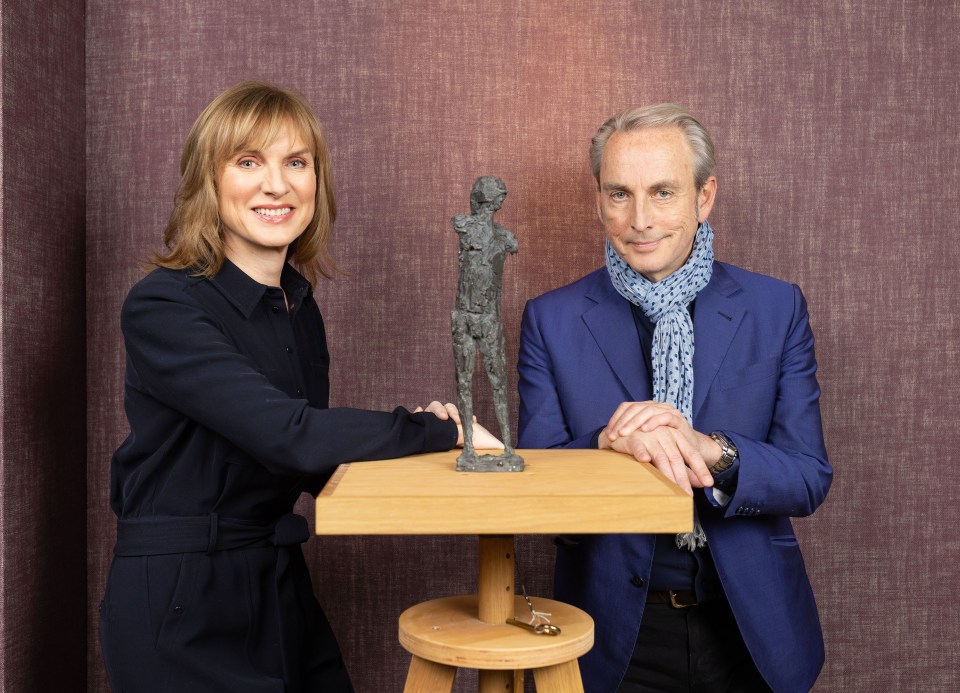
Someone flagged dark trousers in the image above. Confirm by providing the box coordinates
[100,547,353,693]
[618,598,772,693]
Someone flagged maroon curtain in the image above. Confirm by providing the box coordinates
[0,0,86,690]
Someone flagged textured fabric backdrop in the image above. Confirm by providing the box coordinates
[79,1,960,691]
[0,0,86,691]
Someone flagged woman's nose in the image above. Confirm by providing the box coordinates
[261,163,290,196]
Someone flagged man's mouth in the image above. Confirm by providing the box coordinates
[627,237,663,250]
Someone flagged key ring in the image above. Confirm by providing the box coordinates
[533,623,561,636]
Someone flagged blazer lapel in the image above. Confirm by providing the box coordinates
[693,264,745,419]
[582,276,651,402]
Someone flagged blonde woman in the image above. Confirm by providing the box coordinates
[99,82,496,692]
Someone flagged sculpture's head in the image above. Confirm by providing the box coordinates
[469,176,507,214]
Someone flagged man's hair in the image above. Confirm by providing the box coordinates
[152,81,338,283]
[590,104,715,190]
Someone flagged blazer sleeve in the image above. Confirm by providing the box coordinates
[712,285,832,518]
[121,278,457,478]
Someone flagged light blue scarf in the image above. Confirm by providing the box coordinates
[605,221,715,549]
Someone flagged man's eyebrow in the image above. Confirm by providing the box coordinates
[600,182,630,192]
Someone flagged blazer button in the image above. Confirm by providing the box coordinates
[630,575,644,588]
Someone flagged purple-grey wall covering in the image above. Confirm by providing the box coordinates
[0,0,86,691]
[80,1,959,692]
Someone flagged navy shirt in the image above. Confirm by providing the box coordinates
[110,258,458,523]
[610,302,735,598]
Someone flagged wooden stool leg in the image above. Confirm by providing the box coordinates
[479,669,517,692]
[403,655,457,693]
[532,659,584,693]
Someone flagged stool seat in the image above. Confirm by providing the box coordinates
[399,594,593,670]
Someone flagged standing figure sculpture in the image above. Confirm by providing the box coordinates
[452,176,524,472]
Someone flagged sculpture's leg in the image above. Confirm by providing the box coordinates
[479,317,514,453]
[451,312,476,454]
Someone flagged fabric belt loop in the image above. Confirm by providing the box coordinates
[206,512,219,554]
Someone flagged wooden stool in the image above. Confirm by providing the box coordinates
[399,537,593,692]
[315,451,692,691]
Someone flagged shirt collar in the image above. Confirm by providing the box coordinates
[210,258,312,319]
[279,262,312,316]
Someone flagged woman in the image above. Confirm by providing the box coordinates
[99,81,496,692]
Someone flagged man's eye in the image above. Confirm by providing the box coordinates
[655,190,672,199]
[611,191,627,201]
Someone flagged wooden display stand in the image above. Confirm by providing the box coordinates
[316,449,691,692]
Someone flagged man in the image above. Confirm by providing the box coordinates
[517,105,831,693]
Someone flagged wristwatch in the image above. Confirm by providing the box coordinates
[708,431,738,475]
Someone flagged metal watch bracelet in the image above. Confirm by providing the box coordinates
[708,431,738,475]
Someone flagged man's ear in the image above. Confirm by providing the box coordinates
[696,176,718,222]
[595,189,604,224]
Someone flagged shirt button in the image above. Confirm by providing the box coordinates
[272,305,280,314]
[630,575,644,588]
[285,346,293,353]
[296,388,303,396]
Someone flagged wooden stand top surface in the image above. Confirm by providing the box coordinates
[315,449,691,535]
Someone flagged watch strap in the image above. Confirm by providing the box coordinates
[708,431,738,475]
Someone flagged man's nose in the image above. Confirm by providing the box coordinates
[631,196,652,230]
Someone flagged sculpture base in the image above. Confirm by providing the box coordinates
[456,450,525,472]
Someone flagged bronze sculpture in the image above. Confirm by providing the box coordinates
[451,176,524,472]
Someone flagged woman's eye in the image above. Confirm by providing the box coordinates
[238,159,258,168]
[289,159,307,168]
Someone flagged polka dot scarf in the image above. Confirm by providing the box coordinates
[605,220,715,550]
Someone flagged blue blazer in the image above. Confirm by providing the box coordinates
[517,263,832,693]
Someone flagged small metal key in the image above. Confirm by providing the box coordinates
[506,617,561,636]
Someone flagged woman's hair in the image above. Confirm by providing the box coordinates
[151,81,339,283]
[589,103,716,191]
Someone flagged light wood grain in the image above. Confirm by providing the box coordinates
[402,655,457,693]
[478,536,514,624]
[398,595,593,670]
[316,449,691,535]
[478,670,514,692]
[532,660,584,693]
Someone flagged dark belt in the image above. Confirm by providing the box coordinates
[646,589,700,609]
[114,512,309,556]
